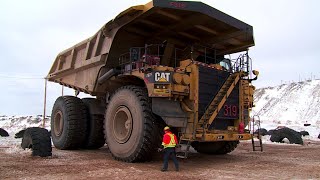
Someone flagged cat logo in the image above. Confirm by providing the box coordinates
[154,72,171,83]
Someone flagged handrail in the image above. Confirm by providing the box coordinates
[118,44,164,73]
[230,52,252,74]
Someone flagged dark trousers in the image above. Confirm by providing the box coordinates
[162,147,179,170]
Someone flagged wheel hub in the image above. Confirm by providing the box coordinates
[112,106,133,144]
[53,110,64,137]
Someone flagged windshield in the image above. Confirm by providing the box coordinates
[219,58,232,71]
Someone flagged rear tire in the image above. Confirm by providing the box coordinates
[51,96,87,149]
[104,86,159,162]
[21,127,52,157]
[82,98,105,149]
[215,141,239,154]
[192,141,239,155]
[192,142,225,154]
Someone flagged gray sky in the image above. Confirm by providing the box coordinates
[0,0,319,115]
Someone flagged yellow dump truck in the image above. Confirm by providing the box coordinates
[48,0,258,162]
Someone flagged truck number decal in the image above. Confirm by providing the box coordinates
[223,105,238,117]
[169,2,187,9]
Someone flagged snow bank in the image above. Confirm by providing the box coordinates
[253,79,320,140]
[0,115,50,134]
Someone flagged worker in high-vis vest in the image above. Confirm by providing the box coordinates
[161,126,179,172]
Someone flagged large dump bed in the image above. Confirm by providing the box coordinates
[47,0,254,95]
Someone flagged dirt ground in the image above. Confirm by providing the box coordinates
[1,141,320,180]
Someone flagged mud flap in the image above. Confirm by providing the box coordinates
[152,98,188,127]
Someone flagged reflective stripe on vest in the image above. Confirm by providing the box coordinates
[162,133,176,148]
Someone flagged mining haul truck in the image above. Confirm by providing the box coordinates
[48,0,259,162]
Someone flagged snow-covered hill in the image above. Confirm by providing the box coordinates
[254,80,320,123]
[0,115,50,135]
[253,80,320,139]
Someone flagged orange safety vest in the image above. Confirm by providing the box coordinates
[162,132,177,148]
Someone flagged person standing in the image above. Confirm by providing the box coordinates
[161,126,179,172]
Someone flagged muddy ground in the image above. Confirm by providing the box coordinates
[0,141,320,180]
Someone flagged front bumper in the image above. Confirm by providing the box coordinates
[195,133,252,141]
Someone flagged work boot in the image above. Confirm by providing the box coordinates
[161,168,167,172]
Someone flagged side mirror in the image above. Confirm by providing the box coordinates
[252,70,259,76]
[248,70,259,83]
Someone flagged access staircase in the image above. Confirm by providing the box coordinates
[197,72,241,130]
[177,53,254,158]
[177,72,241,158]
[177,72,242,158]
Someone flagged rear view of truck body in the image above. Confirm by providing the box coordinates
[48,0,258,162]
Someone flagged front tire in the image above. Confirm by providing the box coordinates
[51,96,87,149]
[104,86,158,162]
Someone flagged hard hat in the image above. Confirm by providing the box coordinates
[164,126,170,131]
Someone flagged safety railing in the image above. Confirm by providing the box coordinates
[231,52,252,75]
[118,45,163,73]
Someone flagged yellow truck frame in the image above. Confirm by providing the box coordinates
[48,0,258,162]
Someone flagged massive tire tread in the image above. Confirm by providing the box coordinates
[15,129,26,138]
[192,141,239,155]
[21,127,52,157]
[215,141,239,154]
[82,98,105,149]
[192,142,225,154]
[267,129,276,135]
[299,130,309,136]
[104,86,159,162]
[0,128,9,137]
[270,128,303,145]
[51,96,87,149]
[254,128,268,136]
[153,114,166,149]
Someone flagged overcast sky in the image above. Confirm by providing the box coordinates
[0,0,319,115]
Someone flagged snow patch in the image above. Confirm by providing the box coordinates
[0,115,50,134]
